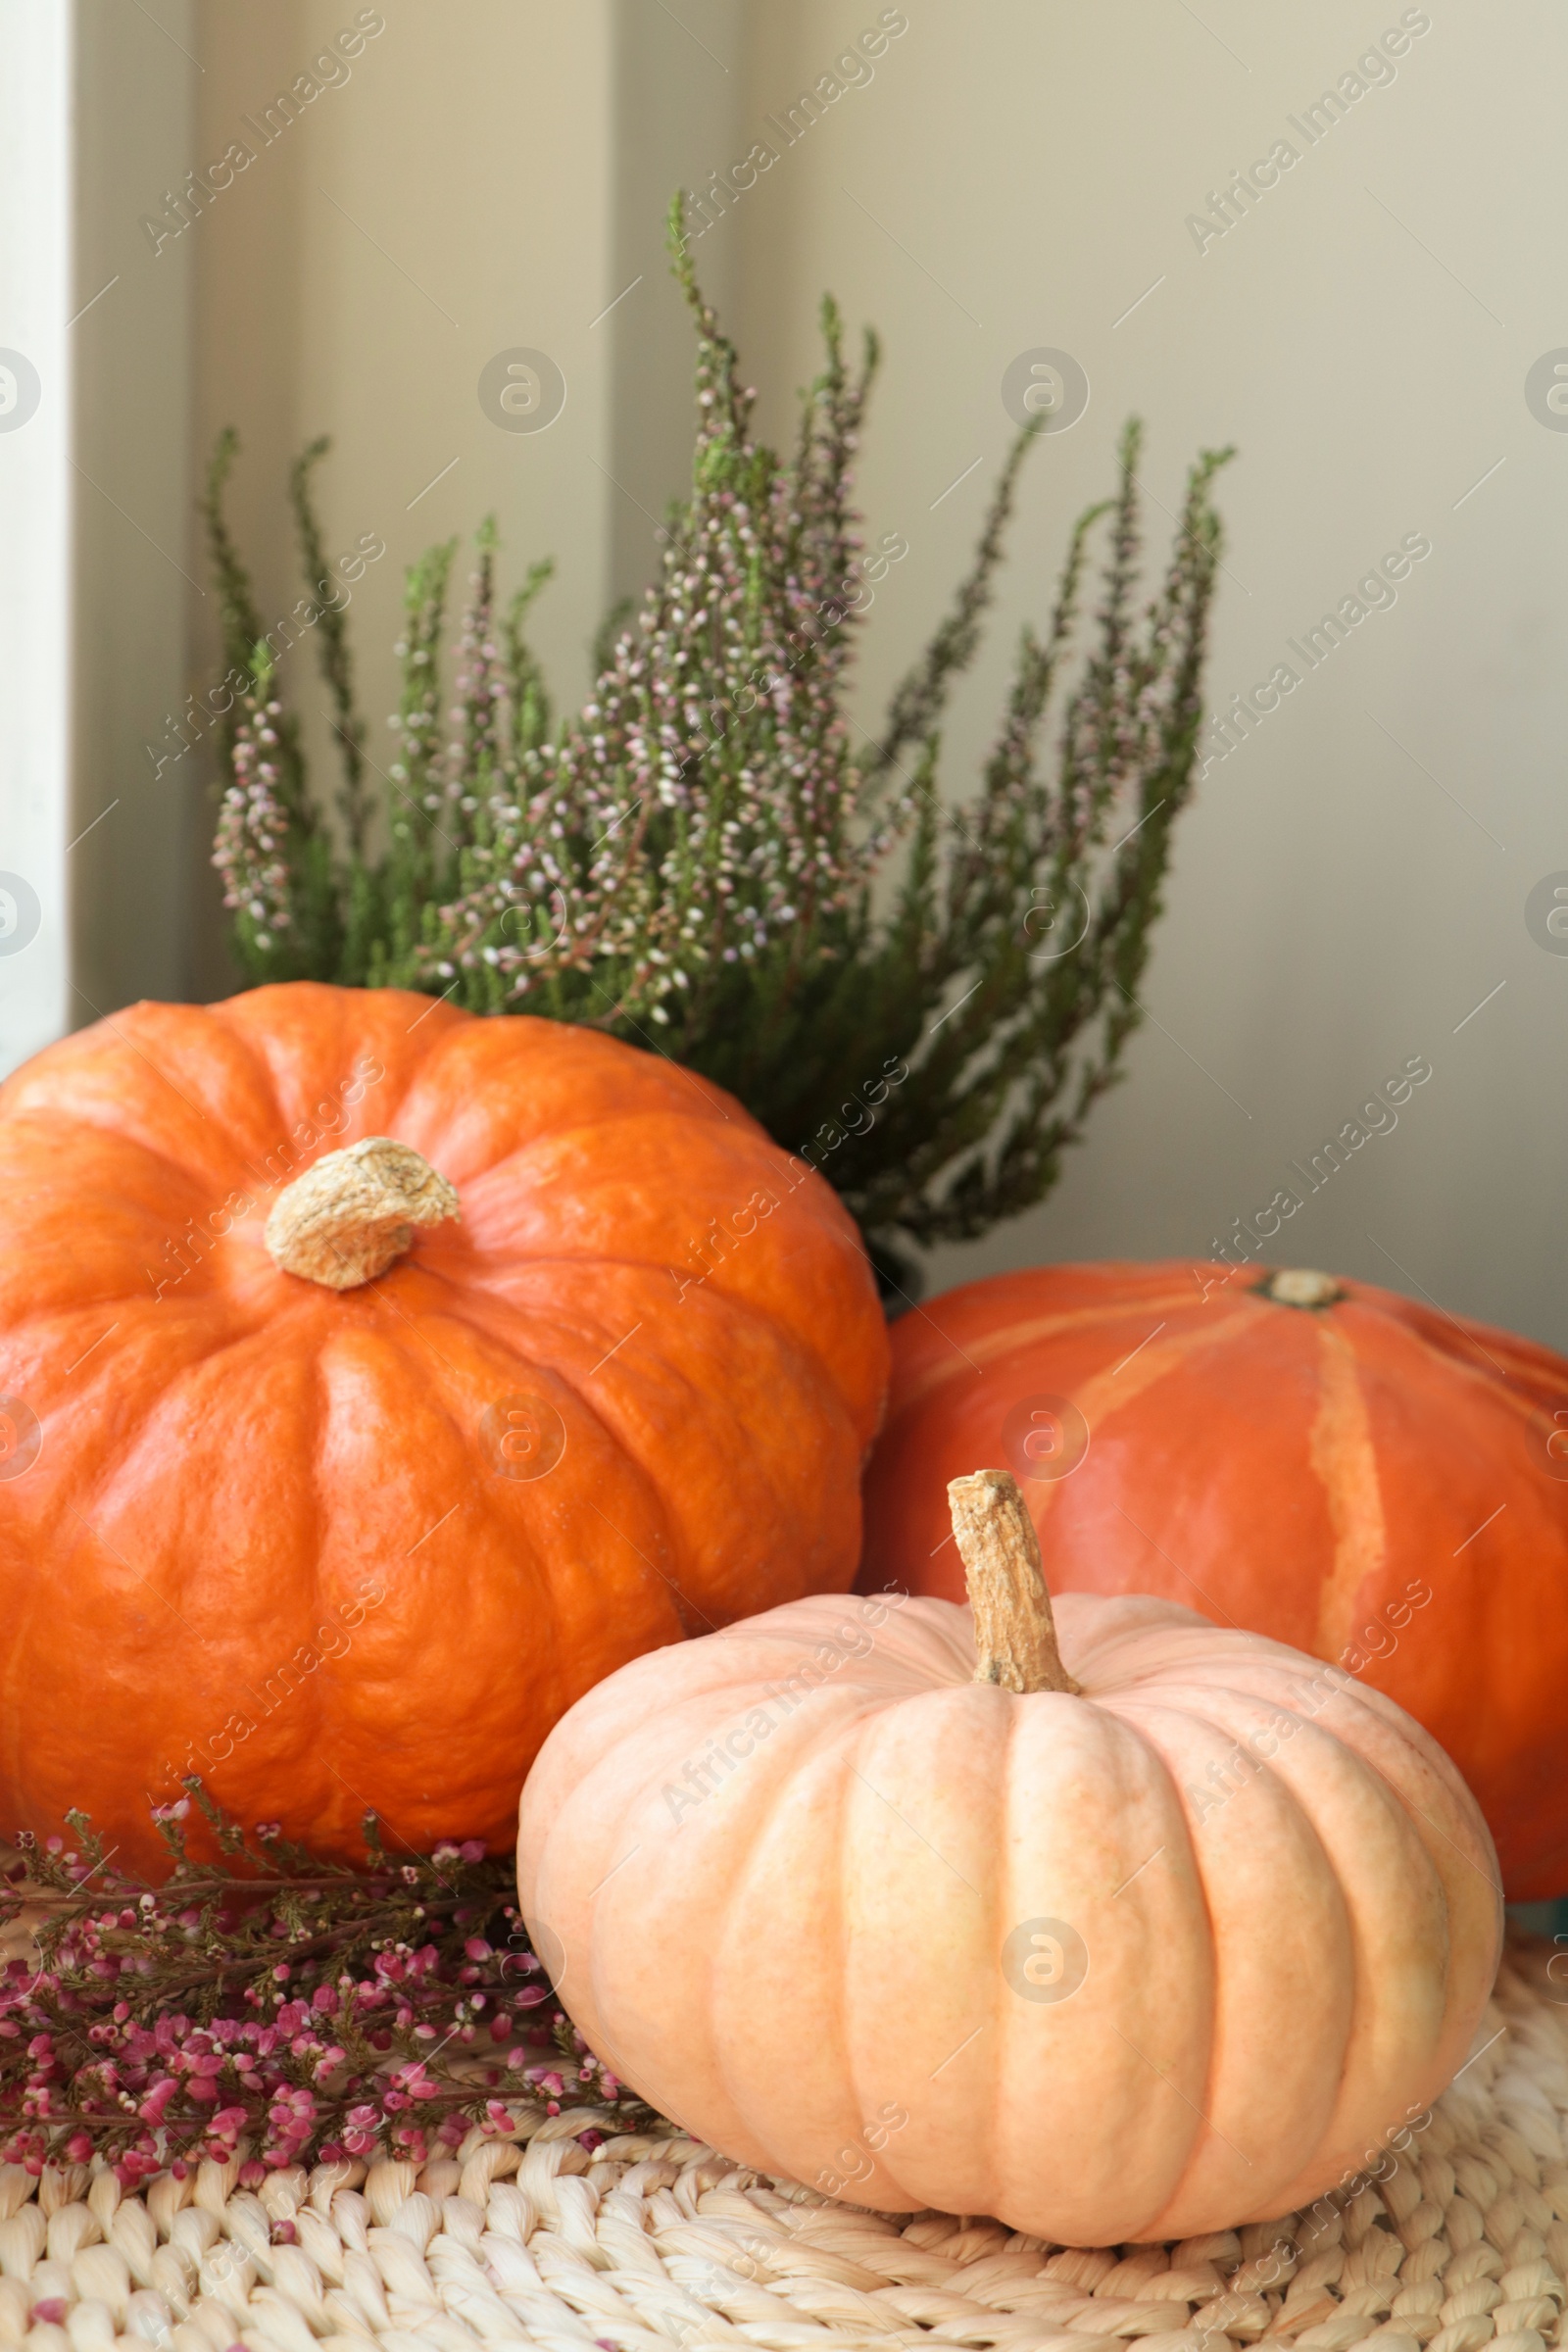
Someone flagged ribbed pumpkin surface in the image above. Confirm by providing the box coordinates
[518,1585,1499,2242]
[0,984,887,1867]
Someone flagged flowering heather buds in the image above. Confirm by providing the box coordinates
[0,1792,644,2179]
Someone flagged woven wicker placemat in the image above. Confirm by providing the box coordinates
[1,1932,1565,2352]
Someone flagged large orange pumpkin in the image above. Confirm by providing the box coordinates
[0,983,887,1869]
[859,1259,1568,1898]
[519,1469,1500,2243]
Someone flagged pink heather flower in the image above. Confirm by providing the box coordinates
[0,1814,635,2176]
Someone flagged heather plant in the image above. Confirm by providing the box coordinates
[207,200,1231,1285]
[0,1787,648,2182]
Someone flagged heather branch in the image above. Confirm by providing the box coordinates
[1,1788,656,2180]
[201,428,267,780]
[858,418,1042,798]
[290,436,371,855]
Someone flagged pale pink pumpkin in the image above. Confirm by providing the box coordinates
[517,1472,1500,2243]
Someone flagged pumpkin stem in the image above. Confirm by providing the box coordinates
[265,1137,461,1291]
[949,1468,1081,1696]
[1260,1267,1342,1309]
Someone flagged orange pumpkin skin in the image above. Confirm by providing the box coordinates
[0,984,887,1870]
[518,1587,1499,2243]
[859,1260,1568,1899]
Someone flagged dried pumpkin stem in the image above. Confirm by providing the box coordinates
[949,1468,1081,1696]
[265,1137,460,1291]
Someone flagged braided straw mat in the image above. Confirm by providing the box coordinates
[4,1933,1567,2352]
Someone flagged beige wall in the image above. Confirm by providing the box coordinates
[188,0,624,982]
[180,0,1568,1348]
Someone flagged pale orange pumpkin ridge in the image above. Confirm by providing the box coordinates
[1027,1303,1266,1544]
[1367,1284,1551,1432]
[1303,1295,1564,1818]
[881,1289,1208,1419]
[1306,1316,1389,1662]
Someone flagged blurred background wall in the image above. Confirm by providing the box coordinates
[7,0,1568,1348]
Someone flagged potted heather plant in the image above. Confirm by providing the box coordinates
[205,204,1232,1297]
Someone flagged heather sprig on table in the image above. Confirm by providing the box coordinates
[207,197,1232,1276]
[0,1786,651,2182]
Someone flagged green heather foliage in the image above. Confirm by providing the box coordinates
[208,203,1231,1275]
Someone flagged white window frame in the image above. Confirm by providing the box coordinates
[0,0,196,1076]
